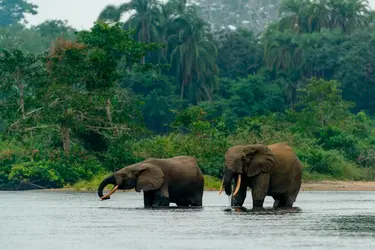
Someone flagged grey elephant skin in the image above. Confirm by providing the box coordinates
[220,143,303,209]
[97,156,204,207]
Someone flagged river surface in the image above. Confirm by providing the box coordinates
[1,190,375,250]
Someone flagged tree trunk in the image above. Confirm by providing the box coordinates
[180,79,185,99]
[291,87,296,111]
[208,4,212,24]
[106,99,112,123]
[141,20,146,64]
[15,70,25,119]
[237,0,242,12]
[19,84,25,118]
[61,125,70,154]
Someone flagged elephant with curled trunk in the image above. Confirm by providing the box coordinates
[219,143,302,209]
[97,156,204,207]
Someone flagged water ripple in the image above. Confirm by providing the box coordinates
[1,190,375,249]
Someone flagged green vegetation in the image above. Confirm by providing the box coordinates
[2,0,375,191]
[65,172,113,192]
[66,174,221,192]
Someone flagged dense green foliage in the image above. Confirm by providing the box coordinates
[2,0,375,190]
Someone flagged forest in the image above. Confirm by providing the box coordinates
[2,0,375,190]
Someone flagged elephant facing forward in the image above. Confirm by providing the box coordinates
[219,143,302,208]
[98,156,204,207]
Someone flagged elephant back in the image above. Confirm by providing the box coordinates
[153,156,204,199]
[146,156,203,183]
[268,143,299,171]
[267,143,303,195]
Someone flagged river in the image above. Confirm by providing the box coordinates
[1,190,375,249]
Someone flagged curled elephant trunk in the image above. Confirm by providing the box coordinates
[97,175,119,200]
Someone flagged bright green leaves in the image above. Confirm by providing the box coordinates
[296,78,355,128]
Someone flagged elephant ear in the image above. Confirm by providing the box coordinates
[134,163,164,192]
[244,144,275,177]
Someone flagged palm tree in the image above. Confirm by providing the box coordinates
[262,25,302,109]
[98,0,164,63]
[277,0,312,33]
[328,0,371,32]
[168,4,217,101]
[97,5,123,22]
[98,0,218,102]
[278,0,372,33]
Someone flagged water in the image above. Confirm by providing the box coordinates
[1,190,375,250]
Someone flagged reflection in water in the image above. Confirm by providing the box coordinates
[331,215,375,236]
[98,206,205,212]
[1,191,375,250]
[223,206,302,215]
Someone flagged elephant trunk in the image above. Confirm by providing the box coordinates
[97,175,118,200]
[223,170,241,197]
[223,170,234,195]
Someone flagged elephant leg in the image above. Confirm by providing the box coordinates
[251,173,270,209]
[191,177,204,207]
[143,191,155,207]
[176,200,190,206]
[280,196,294,208]
[175,194,202,207]
[185,195,203,207]
[272,198,280,208]
[273,195,294,208]
[285,198,294,207]
[272,195,285,208]
[152,189,170,207]
[231,180,247,208]
[190,197,202,207]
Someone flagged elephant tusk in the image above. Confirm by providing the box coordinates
[232,174,241,197]
[218,178,224,195]
[100,185,119,200]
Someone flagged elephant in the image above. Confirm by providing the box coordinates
[219,143,303,209]
[97,156,204,207]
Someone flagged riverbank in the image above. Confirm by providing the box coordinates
[301,181,375,191]
[6,173,375,192]
[54,179,375,192]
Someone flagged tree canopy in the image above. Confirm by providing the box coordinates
[0,0,38,27]
[2,0,375,190]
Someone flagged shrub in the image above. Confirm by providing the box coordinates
[297,147,362,180]
[8,155,102,188]
[130,132,229,177]
[314,125,360,160]
[0,140,103,189]
[0,140,31,188]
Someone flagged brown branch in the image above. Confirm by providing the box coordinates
[21,180,48,189]
[8,107,44,129]
[24,125,58,131]
[84,125,129,130]
[25,107,43,116]
[9,119,21,129]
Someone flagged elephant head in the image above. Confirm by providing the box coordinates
[97,162,164,200]
[219,144,275,197]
